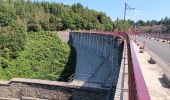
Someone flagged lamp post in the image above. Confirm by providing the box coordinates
[123,3,135,32]
[124,3,135,21]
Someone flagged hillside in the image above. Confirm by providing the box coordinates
[0,0,114,32]
[0,31,76,81]
[0,0,114,81]
[0,0,115,81]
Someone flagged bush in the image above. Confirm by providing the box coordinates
[1,31,75,81]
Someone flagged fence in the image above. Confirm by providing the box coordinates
[119,32,150,100]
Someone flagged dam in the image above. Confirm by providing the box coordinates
[0,31,125,100]
[68,32,124,89]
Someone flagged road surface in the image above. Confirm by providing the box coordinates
[133,36,170,66]
[132,35,170,85]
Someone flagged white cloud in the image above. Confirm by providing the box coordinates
[133,10,146,16]
[128,9,147,21]
[133,9,140,13]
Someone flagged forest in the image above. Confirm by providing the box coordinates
[0,0,115,32]
[133,17,170,33]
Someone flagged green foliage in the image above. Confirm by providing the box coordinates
[117,20,130,32]
[136,17,170,33]
[136,20,145,26]
[0,0,115,81]
[0,26,26,61]
[0,31,74,81]
[0,0,114,31]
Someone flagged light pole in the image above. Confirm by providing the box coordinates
[124,3,135,21]
[123,3,135,32]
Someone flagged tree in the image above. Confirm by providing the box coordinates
[117,20,130,32]
[136,20,145,26]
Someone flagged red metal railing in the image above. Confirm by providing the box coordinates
[129,41,150,100]
[139,33,170,40]
[117,31,150,100]
[125,33,151,100]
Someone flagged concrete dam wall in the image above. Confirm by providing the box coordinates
[0,32,124,100]
[69,32,124,89]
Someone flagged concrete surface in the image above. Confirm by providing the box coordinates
[132,41,170,100]
[134,36,170,65]
[69,32,124,89]
[114,41,128,100]
[54,31,125,99]
[133,35,170,84]
[0,78,108,100]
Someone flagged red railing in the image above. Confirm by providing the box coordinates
[129,42,150,100]
[139,33,170,40]
[125,33,150,100]
[116,31,150,100]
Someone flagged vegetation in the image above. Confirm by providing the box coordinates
[0,0,130,81]
[135,17,170,33]
[0,0,114,32]
[116,20,130,32]
[0,31,76,81]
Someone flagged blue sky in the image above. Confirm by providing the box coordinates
[35,0,170,22]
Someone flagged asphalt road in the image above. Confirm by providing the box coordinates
[132,36,170,66]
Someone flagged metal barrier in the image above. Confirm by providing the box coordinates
[114,32,150,100]
[124,33,151,100]
[139,33,170,40]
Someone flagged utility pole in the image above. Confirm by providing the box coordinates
[124,3,135,21]
[123,3,135,32]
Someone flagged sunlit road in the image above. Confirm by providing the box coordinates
[133,36,170,66]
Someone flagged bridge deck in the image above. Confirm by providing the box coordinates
[132,41,170,100]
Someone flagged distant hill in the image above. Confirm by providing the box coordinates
[135,17,170,33]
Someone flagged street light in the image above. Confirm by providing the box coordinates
[123,3,135,32]
[124,3,135,21]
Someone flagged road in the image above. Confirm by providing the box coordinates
[132,35,170,85]
[133,36,170,66]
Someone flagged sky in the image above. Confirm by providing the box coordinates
[35,0,170,22]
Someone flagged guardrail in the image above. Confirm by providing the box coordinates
[124,33,151,100]
[138,33,170,40]
[114,32,150,100]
